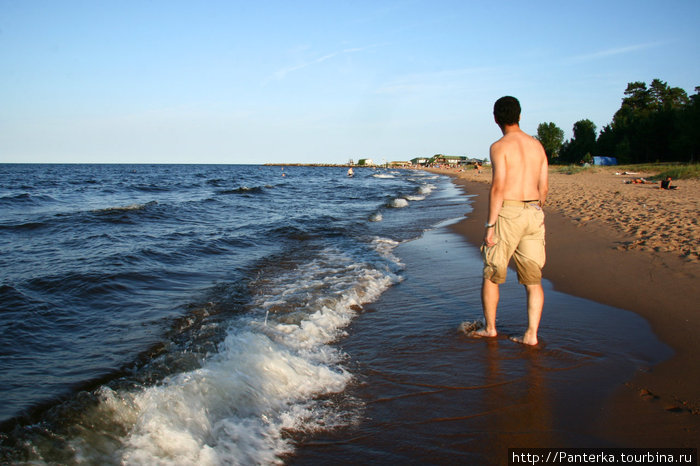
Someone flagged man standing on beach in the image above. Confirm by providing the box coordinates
[472,96,549,345]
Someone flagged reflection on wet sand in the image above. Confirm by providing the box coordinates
[290,222,669,465]
[478,338,554,457]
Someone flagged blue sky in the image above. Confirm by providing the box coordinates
[1,0,698,164]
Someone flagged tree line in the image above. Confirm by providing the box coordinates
[536,79,700,164]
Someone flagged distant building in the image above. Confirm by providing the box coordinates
[411,157,428,165]
[357,159,374,166]
[389,161,411,167]
[429,155,467,165]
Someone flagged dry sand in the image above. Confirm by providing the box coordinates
[547,167,699,262]
[425,165,700,447]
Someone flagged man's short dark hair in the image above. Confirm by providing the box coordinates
[493,96,521,127]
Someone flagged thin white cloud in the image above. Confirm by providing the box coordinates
[263,44,380,85]
[567,41,667,63]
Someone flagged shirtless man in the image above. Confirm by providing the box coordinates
[471,96,549,345]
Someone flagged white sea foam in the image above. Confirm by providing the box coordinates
[389,198,409,208]
[418,184,435,195]
[109,330,348,465]
[403,183,434,201]
[371,237,404,267]
[369,212,383,222]
[76,242,402,464]
[372,174,395,179]
[94,200,157,213]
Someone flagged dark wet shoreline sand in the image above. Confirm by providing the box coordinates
[293,200,673,464]
[428,167,700,448]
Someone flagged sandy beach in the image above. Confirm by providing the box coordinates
[426,165,699,447]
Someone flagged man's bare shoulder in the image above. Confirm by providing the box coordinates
[528,133,546,148]
[489,138,508,163]
[515,132,547,157]
[490,133,511,151]
[490,139,502,151]
[528,134,548,159]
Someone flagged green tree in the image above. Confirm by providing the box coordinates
[672,86,700,162]
[609,79,691,162]
[560,119,597,164]
[542,79,697,164]
[595,124,616,157]
[649,79,689,109]
[536,122,564,162]
[620,81,652,113]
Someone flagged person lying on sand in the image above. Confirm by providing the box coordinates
[625,177,656,184]
[660,176,679,190]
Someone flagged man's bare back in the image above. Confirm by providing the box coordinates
[483,127,548,244]
[490,130,548,204]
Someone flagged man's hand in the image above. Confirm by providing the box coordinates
[484,227,496,247]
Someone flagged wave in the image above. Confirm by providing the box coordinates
[372,174,395,179]
[206,178,227,187]
[418,184,435,195]
[92,200,158,213]
[217,186,265,195]
[0,221,47,232]
[0,164,458,463]
[0,201,159,232]
[0,193,58,205]
[16,241,404,464]
[388,198,409,208]
[404,183,435,201]
[130,184,173,193]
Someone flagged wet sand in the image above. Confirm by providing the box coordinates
[430,166,700,448]
[292,219,670,465]
[291,171,698,465]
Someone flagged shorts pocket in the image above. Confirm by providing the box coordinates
[481,242,506,283]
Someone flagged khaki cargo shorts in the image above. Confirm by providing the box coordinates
[481,200,546,285]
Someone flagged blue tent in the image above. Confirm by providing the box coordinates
[593,156,617,166]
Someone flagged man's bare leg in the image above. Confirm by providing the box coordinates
[511,283,543,345]
[472,278,499,337]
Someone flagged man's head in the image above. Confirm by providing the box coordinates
[493,96,521,129]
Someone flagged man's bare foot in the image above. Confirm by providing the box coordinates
[469,328,497,338]
[509,334,538,346]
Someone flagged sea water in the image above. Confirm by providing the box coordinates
[0,164,468,464]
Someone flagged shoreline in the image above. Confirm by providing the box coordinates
[425,167,699,446]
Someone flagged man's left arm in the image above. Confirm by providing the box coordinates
[485,143,506,246]
[537,143,549,207]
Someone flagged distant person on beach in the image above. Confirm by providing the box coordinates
[470,96,549,346]
[626,177,654,184]
[660,176,678,190]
